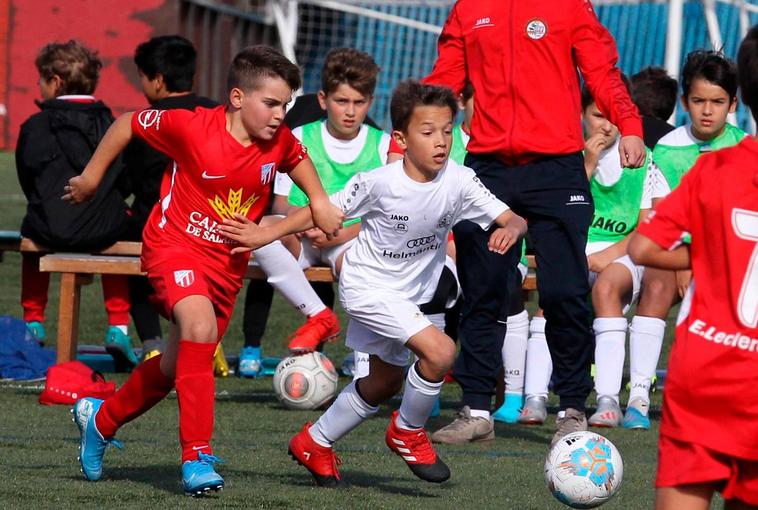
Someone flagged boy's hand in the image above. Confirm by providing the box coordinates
[584,133,611,178]
[587,250,615,274]
[219,214,275,254]
[309,199,344,239]
[488,226,519,254]
[619,135,646,168]
[675,269,692,298]
[62,174,97,204]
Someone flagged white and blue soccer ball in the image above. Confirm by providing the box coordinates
[544,431,624,508]
[272,352,339,410]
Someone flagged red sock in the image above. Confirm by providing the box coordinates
[96,355,174,438]
[21,253,49,322]
[176,340,217,463]
[102,274,131,325]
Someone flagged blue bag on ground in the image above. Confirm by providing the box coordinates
[0,315,55,380]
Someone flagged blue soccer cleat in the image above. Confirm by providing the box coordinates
[238,346,262,378]
[622,398,651,430]
[26,321,46,343]
[492,393,524,424]
[72,397,123,481]
[104,326,138,371]
[183,451,225,496]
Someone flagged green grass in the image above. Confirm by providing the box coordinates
[0,152,685,509]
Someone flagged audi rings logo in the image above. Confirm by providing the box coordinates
[406,235,436,249]
[137,109,165,130]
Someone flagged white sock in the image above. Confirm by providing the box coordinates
[309,380,378,447]
[352,351,370,381]
[503,310,529,395]
[396,362,444,430]
[469,409,491,419]
[253,240,325,317]
[523,316,552,399]
[629,316,666,403]
[114,325,128,335]
[593,317,628,404]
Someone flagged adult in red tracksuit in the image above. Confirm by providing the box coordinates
[424,0,646,444]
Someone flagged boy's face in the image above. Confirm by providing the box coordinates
[393,105,453,174]
[583,103,618,142]
[318,84,372,140]
[232,75,293,141]
[683,78,737,140]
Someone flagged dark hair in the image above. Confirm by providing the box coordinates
[35,40,101,95]
[461,82,474,102]
[581,73,631,111]
[631,66,678,120]
[390,80,458,131]
[321,48,379,97]
[134,35,196,93]
[227,45,301,93]
[738,25,758,121]
[682,50,738,99]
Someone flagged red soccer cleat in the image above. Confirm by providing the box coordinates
[288,423,342,488]
[287,308,340,354]
[385,411,450,483]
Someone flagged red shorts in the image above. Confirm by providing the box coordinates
[657,434,758,506]
[146,255,242,340]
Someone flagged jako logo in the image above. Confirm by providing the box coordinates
[406,235,436,248]
[474,17,493,28]
[569,195,586,202]
[137,109,165,130]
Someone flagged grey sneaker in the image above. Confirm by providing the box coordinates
[551,408,588,446]
[588,396,622,428]
[517,395,548,425]
[430,406,495,444]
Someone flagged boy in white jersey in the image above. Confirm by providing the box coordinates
[517,80,665,430]
[241,49,402,367]
[220,81,526,486]
[627,51,746,428]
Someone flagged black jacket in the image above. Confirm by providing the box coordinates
[16,99,128,250]
[121,94,217,240]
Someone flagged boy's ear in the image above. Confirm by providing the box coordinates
[49,74,63,95]
[729,96,739,113]
[317,90,328,111]
[392,130,407,150]
[228,87,244,109]
[680,94,690,112]
[154,73,166,93]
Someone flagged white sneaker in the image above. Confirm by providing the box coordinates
[588,396,622,428]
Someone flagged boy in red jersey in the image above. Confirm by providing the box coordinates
[62,46,344,496]
[628,26,758,510]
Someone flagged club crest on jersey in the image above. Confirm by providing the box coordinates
[525,19,547,40]
[137,109,165,130]
[174,270,195,288]
[260,162,276,185]
[208,188,260,221]
[438,211,454,229]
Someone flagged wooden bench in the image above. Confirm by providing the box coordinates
[35,243,537,364]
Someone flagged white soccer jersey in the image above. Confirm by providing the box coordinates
[274,121,393,196]
[332,159,508,304]
[593,138,662,209]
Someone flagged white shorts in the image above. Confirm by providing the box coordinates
[342,291,444,367]
[586,242,645,313]
[297,238,355,276]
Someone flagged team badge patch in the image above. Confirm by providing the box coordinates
[261,162,276,185]
[137,109,165,130]
[174,270,195,288]
[526,19,547,40]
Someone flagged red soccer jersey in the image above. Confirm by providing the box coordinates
[637,137,758,460]
[131,106,308,278]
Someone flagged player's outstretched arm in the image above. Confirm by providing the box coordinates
[628,231,691,270]
[288,159,344,238]
[62,112,134,204]
[488,211,527,254]
[219,209,316,254]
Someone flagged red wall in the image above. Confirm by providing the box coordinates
[4,0,177,149]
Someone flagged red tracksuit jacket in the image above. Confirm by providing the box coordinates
[424,0,643,165]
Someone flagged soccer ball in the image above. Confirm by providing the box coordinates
[544,431,624,508]
[272,352,339,410]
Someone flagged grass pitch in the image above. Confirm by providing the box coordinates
[0,153,679,509]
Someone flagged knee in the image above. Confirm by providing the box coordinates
[592,277,622,307]
[421,339,456,379]
[181,320,217,343]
